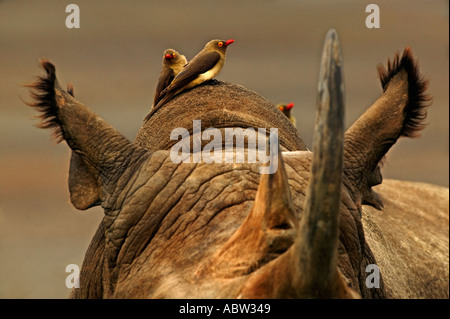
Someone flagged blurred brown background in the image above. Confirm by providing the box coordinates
[0,0,448,298]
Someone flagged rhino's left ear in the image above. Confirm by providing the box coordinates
[26,59,149,211]
[69,152,101,210]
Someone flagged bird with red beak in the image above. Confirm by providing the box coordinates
[154,49,187,107]
[278,102,297,127]
[144,49,187,121]
[144,39,234,120]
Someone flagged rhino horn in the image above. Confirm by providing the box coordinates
[291,29,352,298]
[237,30,357,298]
[203,133,297,278]
[25,59,148,210]
[254,133,297,231]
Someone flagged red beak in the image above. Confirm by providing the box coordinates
[165,54,173,59]
[286,103,294,110]
[225,39,235,46]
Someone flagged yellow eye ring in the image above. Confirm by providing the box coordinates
[218,42,223,47]
[173,53,176,57]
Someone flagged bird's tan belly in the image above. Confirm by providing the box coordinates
[187,60,225,89]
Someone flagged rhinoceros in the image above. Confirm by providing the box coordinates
[25,30,448,299]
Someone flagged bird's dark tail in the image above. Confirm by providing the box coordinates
[143,89,179,122]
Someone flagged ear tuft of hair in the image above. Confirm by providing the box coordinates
[24,59,64,143]
[377,47,431,138]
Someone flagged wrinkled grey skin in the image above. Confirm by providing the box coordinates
[363,180,448,298]
[26,31,448,299]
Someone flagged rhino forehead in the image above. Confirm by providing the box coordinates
[105,151,311,267]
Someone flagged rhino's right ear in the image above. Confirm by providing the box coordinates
[69,152,101,210]
[343,47,430,210]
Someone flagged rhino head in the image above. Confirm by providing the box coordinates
[25,30,430,299]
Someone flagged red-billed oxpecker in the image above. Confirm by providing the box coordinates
[278,102,297,127]
[144,39,234,121]
[144,49,187,121]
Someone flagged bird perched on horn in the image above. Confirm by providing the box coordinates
[144,49,187,121]
[144,39,234,121]
[277,103,297,127]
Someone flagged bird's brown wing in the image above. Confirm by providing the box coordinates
[161,51,220,96]
[153,67,175,106]
[144,51,221,122]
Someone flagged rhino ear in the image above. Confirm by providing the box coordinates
[69,152,101,210]
[344,47,430,210]
[26,59,148,211]
[65,82,101,209]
